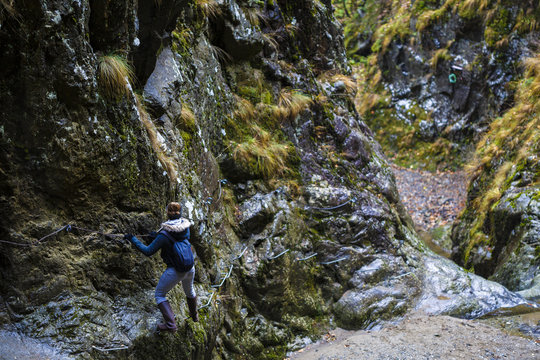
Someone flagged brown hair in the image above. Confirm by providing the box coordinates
[166,202,181,219]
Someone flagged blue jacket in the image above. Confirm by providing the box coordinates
[129,218,192,269]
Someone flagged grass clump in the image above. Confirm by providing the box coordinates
[412,0,537,49]
[231,126,291,179]
[227,88,307,179]
[225,65,311,180]
[136,95,178,183]
[318,71,357,94]
[97,55,135,100]
[513,7,540,34]
[370,0,412,54]
[457,0,491,19]
[273,88,313,121]
[0,0,17,20]
[430,48,453,70]
[209,44,232,63]
[178,103,197,132]
[196,0,222,18]
[233,95,256,123]
[261,31,280,52]
[415,0,456,32]
[242,6,266,27]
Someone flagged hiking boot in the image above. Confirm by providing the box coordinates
[157,301,177,333]
[187,296,199,322]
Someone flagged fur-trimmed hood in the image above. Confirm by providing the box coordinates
[160,218,193,234]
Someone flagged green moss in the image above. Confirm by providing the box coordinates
[363,100,464,171]
[237,86,261,103]
[260,90,273,105]
[485,8,512,47]
[180,130,193,147]
[411,0,441,12]
[190,321,207,345]
[535,246,540,260]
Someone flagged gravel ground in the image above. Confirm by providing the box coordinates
[288,312,540,360]
[391,164,468,230]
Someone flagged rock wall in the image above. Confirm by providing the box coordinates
[452,52,540,301]
[341,0,538,170]
[0,0,533,359]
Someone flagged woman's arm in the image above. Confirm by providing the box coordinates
[128,234,168,256]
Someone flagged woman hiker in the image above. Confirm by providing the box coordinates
[124,202,198,333]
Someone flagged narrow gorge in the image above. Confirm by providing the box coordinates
[0,0,538,359]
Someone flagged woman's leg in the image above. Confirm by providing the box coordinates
[155,268,182,332]
[182,267,198,321]
[155,267,182,304]
[180,266,196,299]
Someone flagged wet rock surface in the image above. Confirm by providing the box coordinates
[0,330,72,360]
[344,0,539,177]
[491,188,540,299]
[417,255,533,318]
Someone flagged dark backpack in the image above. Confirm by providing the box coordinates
[160,230,194,272]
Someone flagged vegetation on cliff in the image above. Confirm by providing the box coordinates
[334,0,540,170]
[452,52,540,280]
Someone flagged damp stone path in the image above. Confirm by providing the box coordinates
[288,311,540,360]
[390,164,469,231]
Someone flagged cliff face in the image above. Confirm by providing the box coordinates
[451,55,540,301]
[0,0,532,359]
[341,0,538,171]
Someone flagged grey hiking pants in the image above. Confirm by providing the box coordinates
[155,266,196,304]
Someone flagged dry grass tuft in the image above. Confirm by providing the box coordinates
[524,56,540,96]
[136,94,178,183]
[0,0,17,19]
[514,9,540,33]
[227,69,309,180]
[196,0,222,18]
[274,88,313,121]
[231,125,290,178]
[285,22,299,35]
[318,72,357,94]
[210,44,232,63]
[233,95,256,123]
[430,48,452,70]
[261,32,280,52]
[333,74,357,94]
[243,6,266,27]
[178,103,197,131]
[458,0,490,18]
[97,55,135,100]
